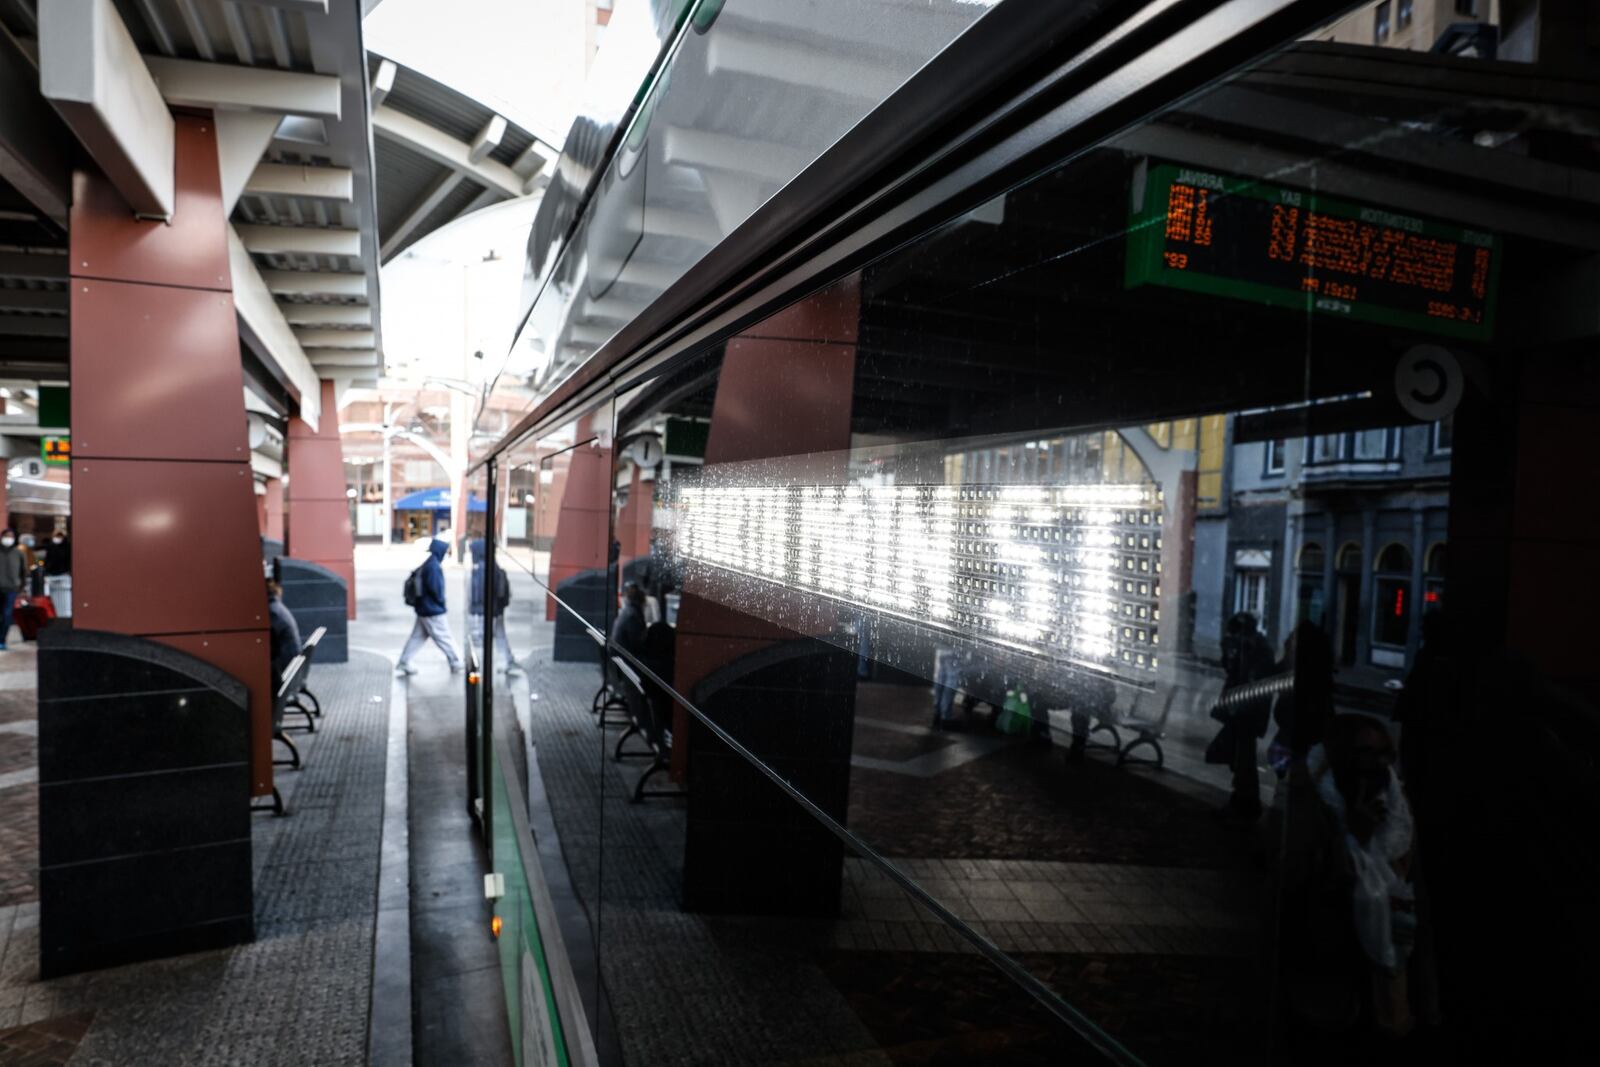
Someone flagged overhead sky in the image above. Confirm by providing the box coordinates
[363,0,590,148]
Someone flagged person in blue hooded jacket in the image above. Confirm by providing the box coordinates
[396,538,462,675]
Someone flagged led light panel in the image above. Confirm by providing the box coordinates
[673,482,1163,673]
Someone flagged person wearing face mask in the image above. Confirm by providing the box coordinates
[0,529,22,649]
[43,528,71,618]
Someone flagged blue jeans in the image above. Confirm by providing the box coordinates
[0,592,14,648]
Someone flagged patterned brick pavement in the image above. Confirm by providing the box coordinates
[0,652,393,1066]
[0,647,39,910]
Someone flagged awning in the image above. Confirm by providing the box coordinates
[394,488,486,512]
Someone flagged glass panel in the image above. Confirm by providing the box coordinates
[491,6,1600,1063]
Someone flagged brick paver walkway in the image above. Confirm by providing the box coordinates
[0,652,393,1066]
[0,646,40,910]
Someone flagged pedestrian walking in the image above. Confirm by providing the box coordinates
[396,538,462,675]
[0,529,23,650]
[44,528,71,618]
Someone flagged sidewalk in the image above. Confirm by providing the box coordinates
[0,646,396,1066]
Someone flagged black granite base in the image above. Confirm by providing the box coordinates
[36,628,255,978]
[276,557,349,663]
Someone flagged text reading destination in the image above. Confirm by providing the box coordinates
[1127,163,1497,340]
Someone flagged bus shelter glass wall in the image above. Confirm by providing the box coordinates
[496,403,620,1053]
[478,0,1004,450]
[563,31,1598,1067]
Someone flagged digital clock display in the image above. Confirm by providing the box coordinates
[1126,163,1498,339]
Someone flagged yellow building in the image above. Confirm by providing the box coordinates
[1313,0,1499,50]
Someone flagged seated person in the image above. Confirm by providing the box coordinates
[267,579,301,686]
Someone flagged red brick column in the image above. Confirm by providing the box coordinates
[545,415,611,621]
[286,380,355,619]
[261,477,284,542]
[670,279,861,778]
[69,115,274,797]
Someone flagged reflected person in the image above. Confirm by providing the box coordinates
[468,538,522,675]
[1207,611,1276,822]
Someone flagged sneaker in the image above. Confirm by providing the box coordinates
[395,663,418,676]
[506,662,524,675]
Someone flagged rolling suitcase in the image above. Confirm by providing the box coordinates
[13,593,57,641]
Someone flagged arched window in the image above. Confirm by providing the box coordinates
[1375,543,1412,574]
[1298,542,1325,572]
[1423,542,1446,611]
[1337,543,1362,573]
[1373,542,1414,647]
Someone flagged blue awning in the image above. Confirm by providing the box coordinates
[394,489,486,512]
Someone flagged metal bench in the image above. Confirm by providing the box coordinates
[609,655,681,803]
[254,652,310,816]
[289,626,328,724]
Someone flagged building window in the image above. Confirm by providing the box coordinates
[1235,569,1268,619]
[1373,543,1414,647]
[1353,427,1398,460]
[1264,439,1286,474]
[1337,542,1363,574]
[1309,433,1345,464]
[1296,541,1326,627]
[1399,0,1413,29]
[1431,414,1454,455]
[1375,1,1392,42]
[1424,542,1447,611]
[1455,0,1478,16]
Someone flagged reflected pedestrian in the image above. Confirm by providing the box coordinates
[469,539,521,675]
[396,537,462,675]
[1207,611,1276,822]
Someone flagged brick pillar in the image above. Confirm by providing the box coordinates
[546,414,611,623]
[616,464,652,567]
[69,114,273,797]
[262,477,284,543]
[672,280,861,775]
[286,380,355,619]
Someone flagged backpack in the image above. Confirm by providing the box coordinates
[403,565,426,608]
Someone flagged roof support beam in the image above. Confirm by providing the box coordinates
[305,348,379,367]
[469,115,506,164]
[370,58,396,108]
[261,270,368,298]
[144,56,342,118]
[372,105,522,198]
[293,328,375,348]
[379,170,461,261]
[280,303,370,327]
[0,30,72,225]
[236,1,330,14]
[0,290,68,313]
[215,111,282,215]
[0,251,69,282]
[235,224,362,257]
[0,316,69,338]
[245,162,354,201]
[229,226,321,430]
[40,0,175,219]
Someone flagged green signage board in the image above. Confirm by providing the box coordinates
[41,436,70,466]
[1126,162,1499,340]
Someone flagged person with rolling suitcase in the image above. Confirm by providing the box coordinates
[0,529,23,650]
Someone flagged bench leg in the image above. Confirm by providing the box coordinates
[301,686,322,718]
[273,730,301,770]
[632,756,683,803]
[613,724,643,762]
[288,697,316,733]
[1118,734,1164,769]
[251,787,287,817]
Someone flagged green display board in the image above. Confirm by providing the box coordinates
[1126,162,1498,340]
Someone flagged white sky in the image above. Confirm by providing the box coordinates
[363,0,589,148]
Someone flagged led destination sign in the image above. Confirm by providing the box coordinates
[1127,163,1498,339]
